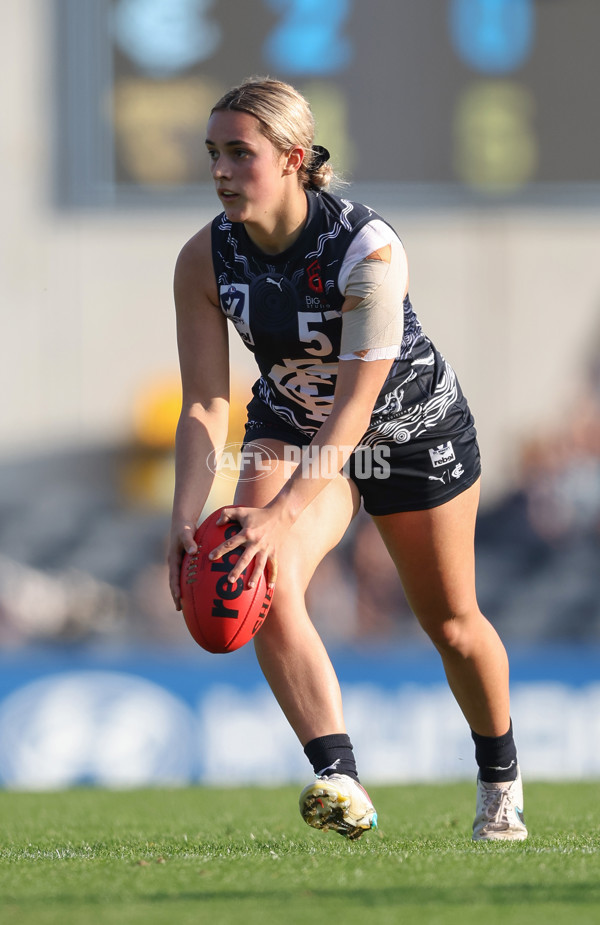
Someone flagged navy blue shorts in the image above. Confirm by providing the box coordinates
[243,384,481,516]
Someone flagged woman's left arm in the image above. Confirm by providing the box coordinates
[210,310,394,585]
[268,348,393,521]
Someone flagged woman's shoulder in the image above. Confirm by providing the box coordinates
[175,222,217,296]
[313,190,386,233]
[176,221,213,267]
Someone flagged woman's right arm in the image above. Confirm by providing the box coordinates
[168,223,230,610]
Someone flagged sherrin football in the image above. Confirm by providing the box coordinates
[180,506,274,654]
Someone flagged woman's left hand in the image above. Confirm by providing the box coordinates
[208,505,286,589]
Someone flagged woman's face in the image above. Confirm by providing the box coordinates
[205,109,292,224]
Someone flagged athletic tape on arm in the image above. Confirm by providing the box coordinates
[339,239,406,357]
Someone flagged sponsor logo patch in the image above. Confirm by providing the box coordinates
[307,259,324,293]
[428,442,456,468]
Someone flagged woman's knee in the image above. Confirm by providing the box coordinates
[417,606,484,655]
[255,578,310,641]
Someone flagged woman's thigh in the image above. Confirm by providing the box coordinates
[234,438,361,589]
[372,479,481,626]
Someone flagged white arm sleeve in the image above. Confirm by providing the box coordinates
[339,345,400,361]
[338,228,407,359]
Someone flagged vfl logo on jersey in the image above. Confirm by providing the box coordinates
[429,442,455,468]
[220,284,254,346]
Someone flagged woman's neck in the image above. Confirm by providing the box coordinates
[244,188,309,256]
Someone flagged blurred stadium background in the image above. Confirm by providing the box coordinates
[1,0,599,788]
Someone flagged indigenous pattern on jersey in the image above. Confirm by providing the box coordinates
[211,190,454,442]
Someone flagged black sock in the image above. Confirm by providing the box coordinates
[471,720,518,783]
[303,733,359,782]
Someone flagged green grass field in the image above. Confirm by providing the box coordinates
[1,783,598,925]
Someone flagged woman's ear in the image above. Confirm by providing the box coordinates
[282,146,305,176]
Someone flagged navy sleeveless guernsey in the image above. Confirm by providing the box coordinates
[211,190,457,449]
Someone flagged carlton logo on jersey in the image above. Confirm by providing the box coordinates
[268,358,337,426]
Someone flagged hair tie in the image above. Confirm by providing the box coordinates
[310,145,330,170]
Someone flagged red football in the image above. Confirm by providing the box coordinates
[180,506,274,654]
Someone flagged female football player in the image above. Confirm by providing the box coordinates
[167,78,527,842]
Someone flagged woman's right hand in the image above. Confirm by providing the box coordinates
[168,520,199,611]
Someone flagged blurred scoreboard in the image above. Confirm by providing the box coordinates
[55,0,600,206]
